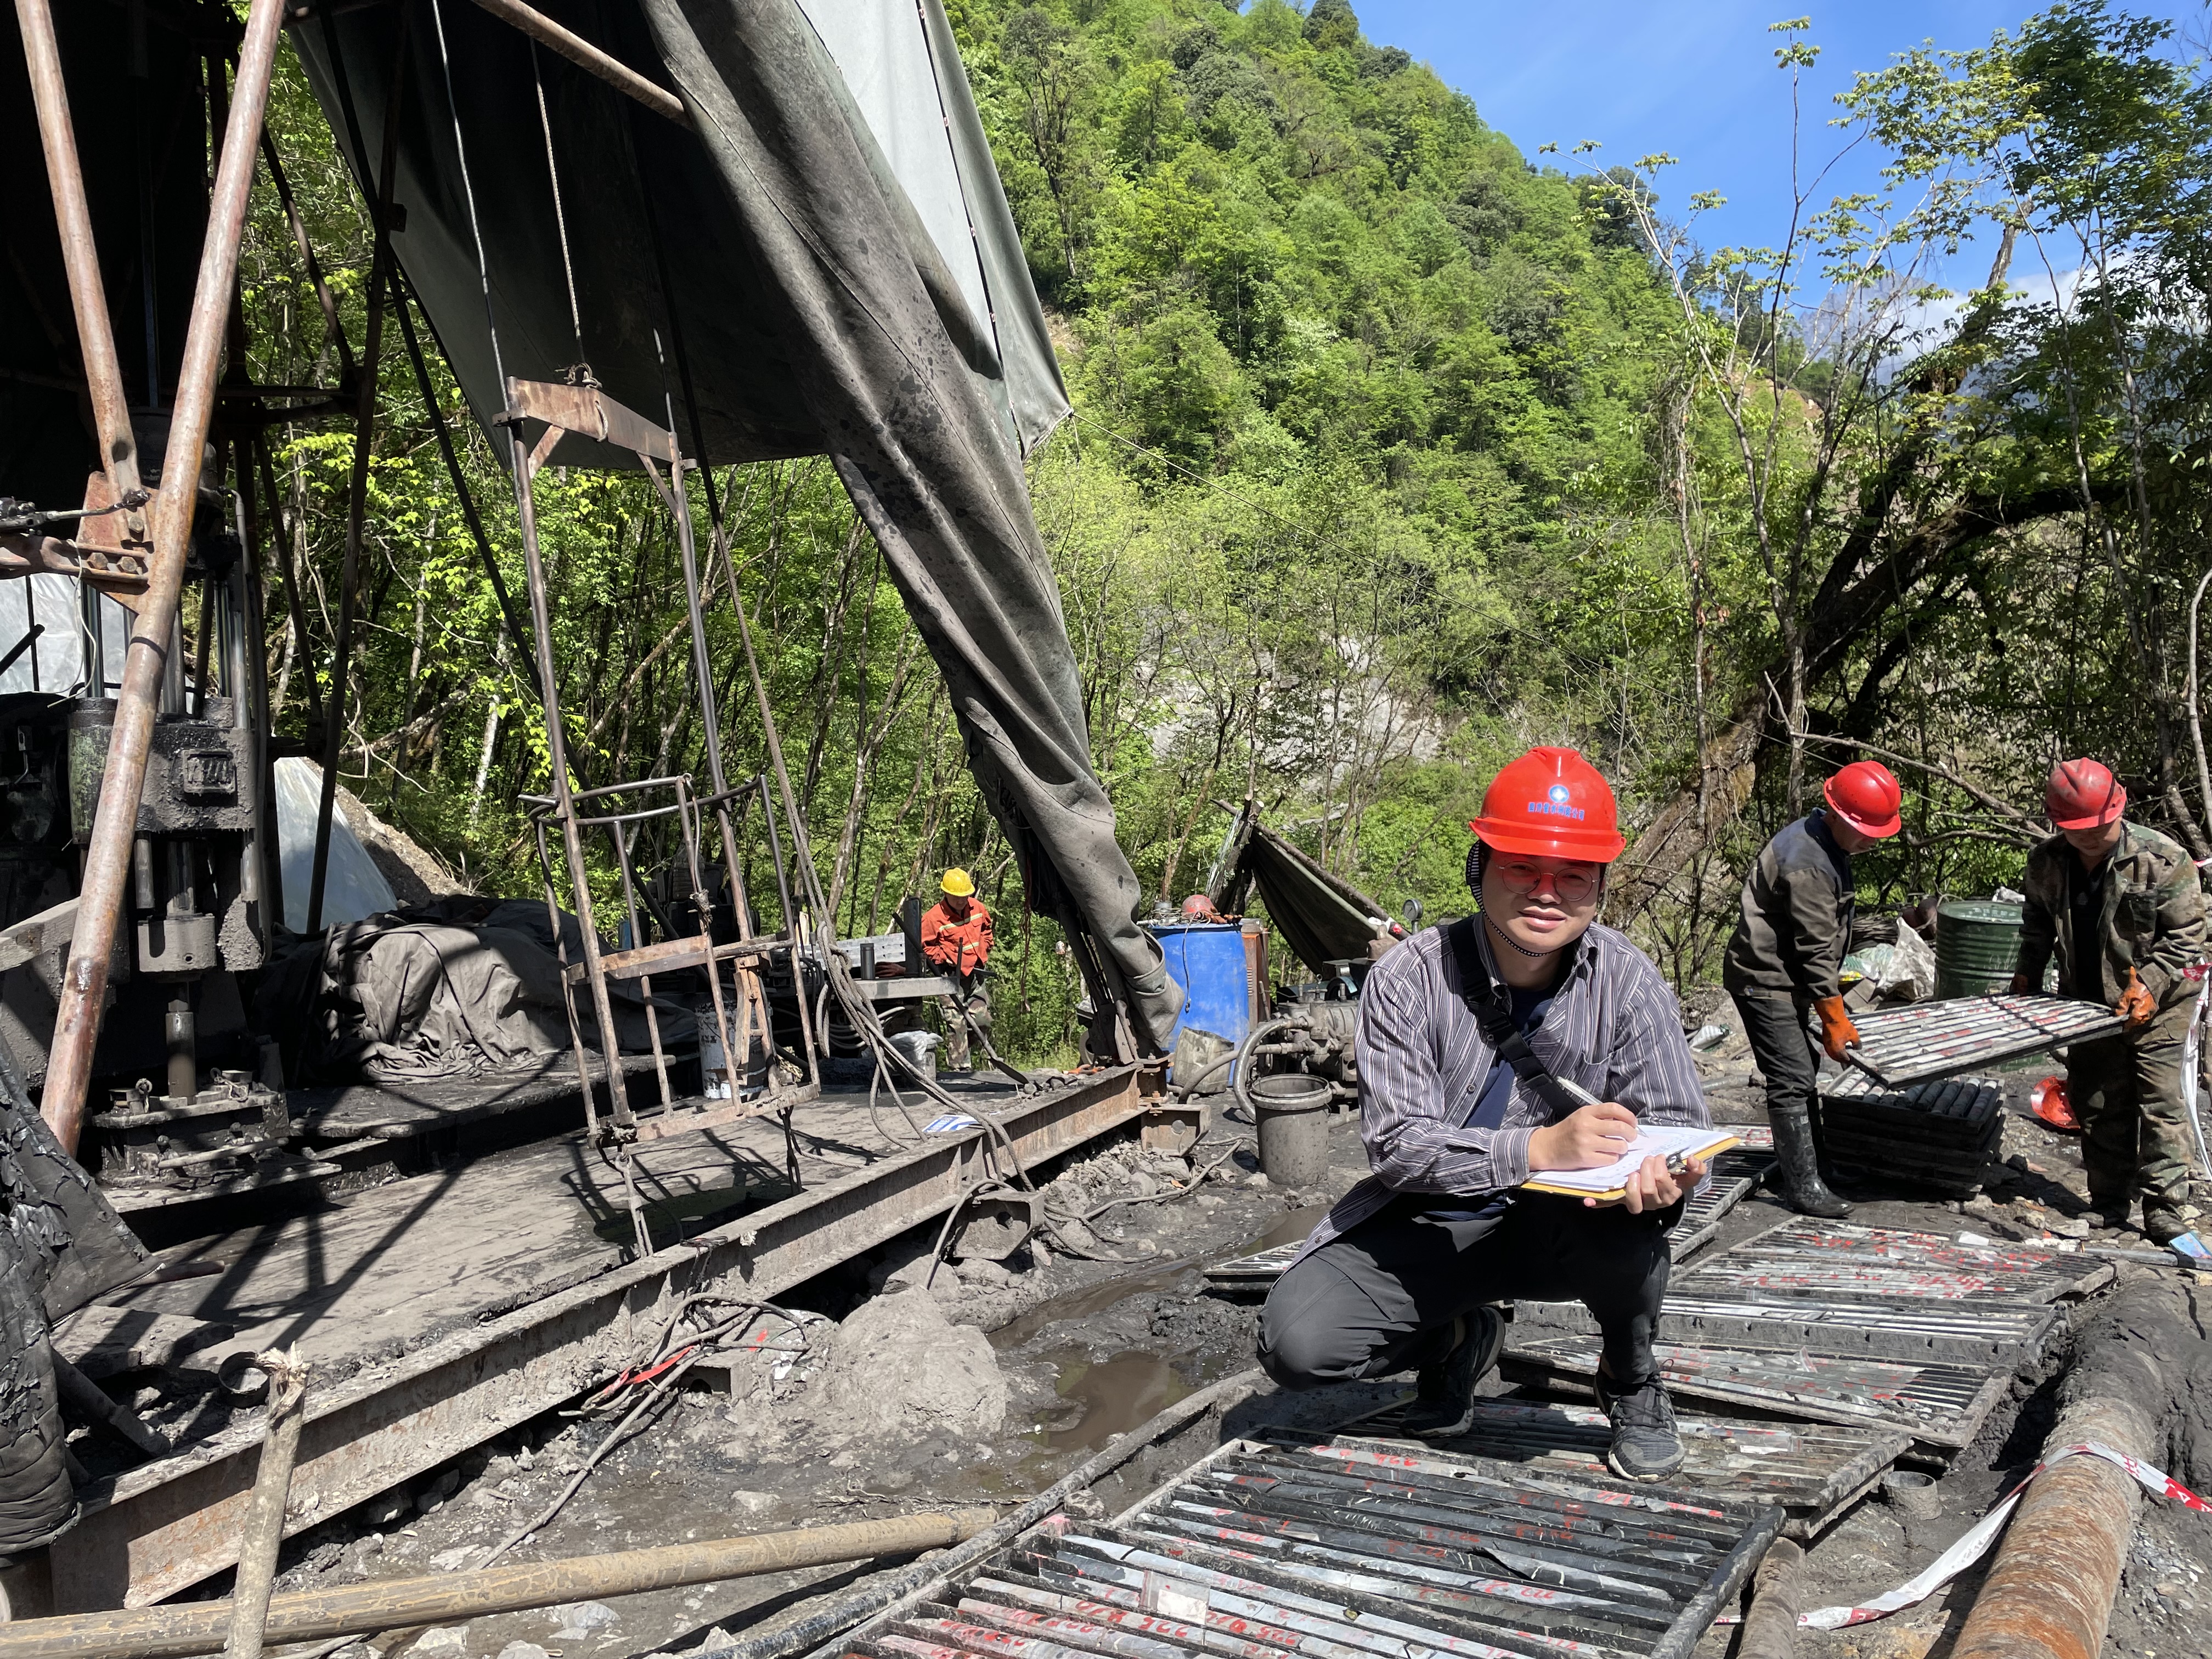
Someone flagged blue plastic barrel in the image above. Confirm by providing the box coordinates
[1145,922,1254,1064]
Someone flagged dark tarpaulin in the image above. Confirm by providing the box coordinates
[292,0,1178,1053]
[1206,804,1392,978]
[0,1031,146,1551]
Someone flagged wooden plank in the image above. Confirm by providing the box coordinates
[560,932,775,985]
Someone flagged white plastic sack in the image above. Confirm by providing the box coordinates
[1878,918,1937,1002]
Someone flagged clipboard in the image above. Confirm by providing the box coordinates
[1518,1129,1740,1201]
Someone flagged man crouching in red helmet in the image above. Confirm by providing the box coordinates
[1257,747,1711,1481]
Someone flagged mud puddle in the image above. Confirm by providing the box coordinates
[1240,1203,1329,1254]
[989,1259,1203,1351]
[988,1207,1325,1460]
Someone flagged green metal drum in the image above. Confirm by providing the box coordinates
[1934,899,2025,999]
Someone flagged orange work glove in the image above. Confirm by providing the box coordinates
[2117,966,2158,1028]
[1813,994,1861,1063]
[2007,972,2038,996]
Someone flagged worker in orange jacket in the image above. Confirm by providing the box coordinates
[921,868,993,1071]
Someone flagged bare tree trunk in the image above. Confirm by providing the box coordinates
[1609,699,1768,924]
[825,631,920,922]
[866,681,943,936]
[471,633,509,820]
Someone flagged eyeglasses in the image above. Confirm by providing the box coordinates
[1489,857,1602,904]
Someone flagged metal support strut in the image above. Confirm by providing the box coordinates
[35,0,290,1154]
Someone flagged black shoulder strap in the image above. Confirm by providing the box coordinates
[1444,916,1593,1115]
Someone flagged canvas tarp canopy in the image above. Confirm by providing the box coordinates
[292,0,1178,1054]
[1205,803,1395,979]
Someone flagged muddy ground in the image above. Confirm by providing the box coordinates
[125,1013,2212,1659]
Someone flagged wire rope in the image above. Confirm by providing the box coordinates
[528,38,591,381]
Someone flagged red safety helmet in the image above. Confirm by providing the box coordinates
[1180,893,1223,921]
[1822,760,1903,840]
[2046,758,2126,831]
[1469,747,1626,862]
[2030,1075,2079,1133]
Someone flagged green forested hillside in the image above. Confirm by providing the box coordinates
[953,0,1707,917]
[234,0,2212,1058]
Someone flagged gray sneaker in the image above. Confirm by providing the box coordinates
[1400,1307,1505,1438]
[1595,1372,1685,1481]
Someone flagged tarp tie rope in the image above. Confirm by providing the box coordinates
[427,0,508,396]
[1714,1440,2208,1630]
[529,37,594,386]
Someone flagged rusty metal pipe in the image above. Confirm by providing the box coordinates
[14,0,142,502]
[1736,1537,1803,1658]
[1953,1391,2152,1659]
[0,1509,998,1659]
[468,0,687,125]
[37,0,288,1153]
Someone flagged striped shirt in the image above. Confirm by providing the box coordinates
[1294,919,1711,1263]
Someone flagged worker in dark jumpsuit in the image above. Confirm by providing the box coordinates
[1722,761,1904,1217]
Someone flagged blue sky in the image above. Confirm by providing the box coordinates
[1353,1,2207,271]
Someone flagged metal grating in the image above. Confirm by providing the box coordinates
[1501,1331,2009,1449]
[1513,1291,2056,1364]
[1669,1147,1778,1261]
[1202,1240,1306,1291]
[1316,1402,1907,1540]
[1684,1217,2111,1305]
[1840,995,2119,1086]
[839,1435,1782,1659]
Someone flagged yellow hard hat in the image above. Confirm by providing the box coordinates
[940,867,976,898]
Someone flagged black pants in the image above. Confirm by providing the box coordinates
[1257,1193,1675,1390]
[1734,991,1820,1128]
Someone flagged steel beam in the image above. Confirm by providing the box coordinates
[36,1068,1158,1612]
[38,0,289,1153]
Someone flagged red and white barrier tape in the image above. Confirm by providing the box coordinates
[1718,1440,2208,1630]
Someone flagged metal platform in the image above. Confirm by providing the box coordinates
[20,1065,1169,1613]
[1842,995,2119,1086]
[1307,1401,1908,1541]
[1501,1332,2010,1450]
[830,1432,1782,1659]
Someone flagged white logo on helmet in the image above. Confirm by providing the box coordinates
[1527,781,1586,822]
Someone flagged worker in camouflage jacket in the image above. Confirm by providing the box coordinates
[2012,759,2208,1246]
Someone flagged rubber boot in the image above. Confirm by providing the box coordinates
[1769,1102,1851,1218]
